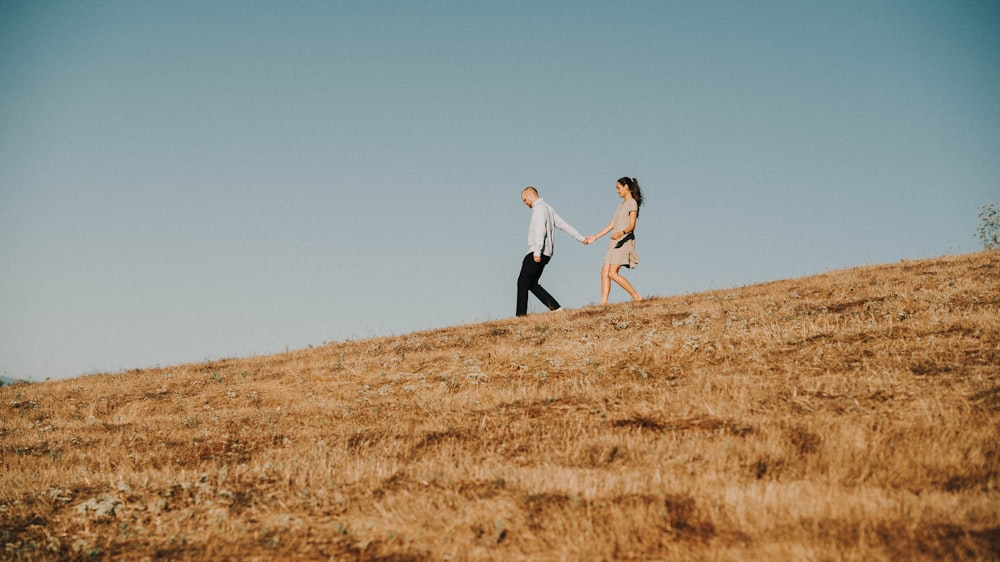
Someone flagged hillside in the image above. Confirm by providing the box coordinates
[2,252,998,560]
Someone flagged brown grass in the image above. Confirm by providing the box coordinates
[2,251,999,561]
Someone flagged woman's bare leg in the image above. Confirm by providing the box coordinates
[600,263,613,305]
[608,264,642,302]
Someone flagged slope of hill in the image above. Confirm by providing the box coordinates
[2,252,998,560]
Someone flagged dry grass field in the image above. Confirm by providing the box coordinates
[2,251,999,561]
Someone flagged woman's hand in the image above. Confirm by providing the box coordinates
[610,230,622,240]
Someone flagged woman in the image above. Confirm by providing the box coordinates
[585,177,643,305]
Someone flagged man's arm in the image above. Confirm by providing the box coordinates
[528,206,547,258]
[552,208,585,243]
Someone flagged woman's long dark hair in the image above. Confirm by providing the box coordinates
[618,176,642,216]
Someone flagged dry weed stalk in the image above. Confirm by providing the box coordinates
[2,251,998,560]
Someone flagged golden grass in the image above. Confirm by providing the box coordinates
[2,251,998,561]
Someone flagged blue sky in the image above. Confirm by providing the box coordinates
[2,1,998,381]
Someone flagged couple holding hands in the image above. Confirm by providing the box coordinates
[516,177,644,316]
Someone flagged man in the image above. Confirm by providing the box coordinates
[517,186,589,316]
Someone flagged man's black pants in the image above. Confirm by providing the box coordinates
[516,253,560,316]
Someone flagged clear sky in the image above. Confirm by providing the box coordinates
[2,1,998,381]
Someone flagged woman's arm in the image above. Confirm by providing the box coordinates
[585,221,615,245]
[611,211,638,240]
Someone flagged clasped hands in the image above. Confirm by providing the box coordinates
[583,231,621,245]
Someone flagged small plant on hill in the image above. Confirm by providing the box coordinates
[979,203,1000,250]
